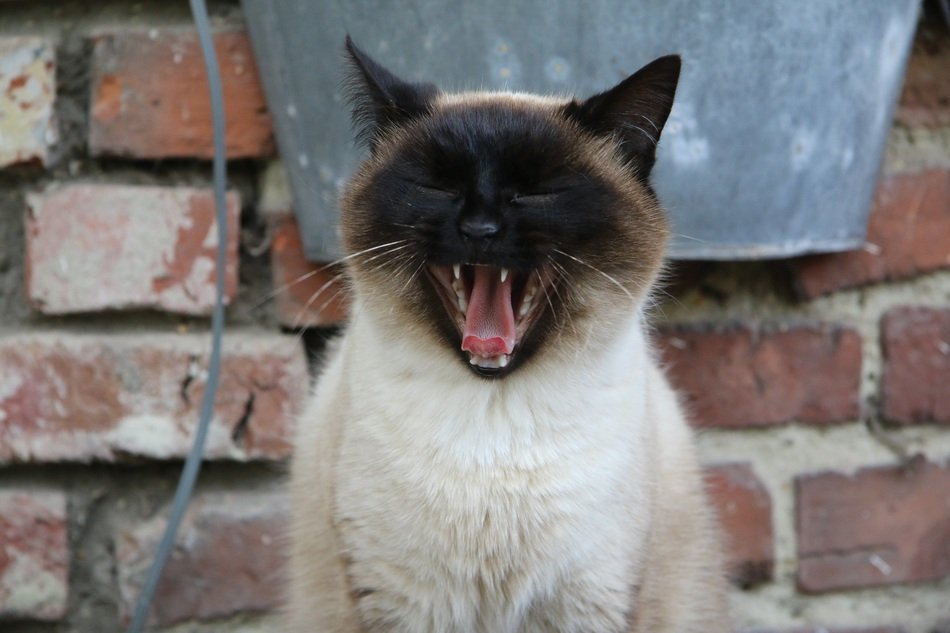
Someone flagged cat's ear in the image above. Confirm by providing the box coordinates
[563,55,681,179]
[344,35,440,148]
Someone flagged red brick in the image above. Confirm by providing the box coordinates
[658,325,862,428]
[705,463,774,587]
[882,307,950,425]
[790,171,950,298]
[0,489,68,621]
[796,458,950,593]
[0,37,56,168]
[89,29,273,159]
[0,332,308,462]
[895,11,950,129]
[271,215,348,328]
[25,184,239,316]
[116,491,287,626]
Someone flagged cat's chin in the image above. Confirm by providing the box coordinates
[425,262,555,377]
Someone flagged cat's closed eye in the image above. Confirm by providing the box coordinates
[413,183,460,201]
[510,192,561,207]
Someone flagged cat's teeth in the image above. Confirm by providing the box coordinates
[453,264,461,280]
[519,299,532,318]
[468,353,510,369]
[500,268,509,283]
[452,275,465,312]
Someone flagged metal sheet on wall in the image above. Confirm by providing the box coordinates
[242,0,919,261]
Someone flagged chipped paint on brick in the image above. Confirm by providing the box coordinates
[150,192,232,312]
[0,37,56,168]
[0,333,306,463]
[25,184,239,316]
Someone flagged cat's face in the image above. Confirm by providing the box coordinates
[340,38,680,378]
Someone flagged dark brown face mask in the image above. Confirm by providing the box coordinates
[340,37,680,377]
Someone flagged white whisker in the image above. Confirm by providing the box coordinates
[252,266,327,310]
[399,259,427,296]
[633,113,660,133]
[671,232,708,244]
[553,249,634,301]
[545,256,580,342]
[251,240,410,310]
[291,272,347,330]
[620,123,657,146]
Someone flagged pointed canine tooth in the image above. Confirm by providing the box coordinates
[500,267,509,283]
[458,297,468,312]
[498,354,509,368]
[453,264,461,280]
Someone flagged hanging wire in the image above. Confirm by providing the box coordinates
[127,0,228,629]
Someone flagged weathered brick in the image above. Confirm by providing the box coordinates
[89,29,273,159]
[0,332,308,462]
[882,307,950,425]
[0,489,68,621]
[271,215,348,328]
[796,458,950,593]
[705,463,773,587]
[895,10,950,129]
[0,37,56,168]
[116,491,287,626]
[26,183,239,315]
[790,170,950,298]
[658,325,862,428]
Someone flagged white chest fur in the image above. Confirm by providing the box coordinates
[326,309,658,633]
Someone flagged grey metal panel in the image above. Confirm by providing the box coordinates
[241,0,919,261]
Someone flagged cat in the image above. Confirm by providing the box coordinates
[286,36,729,633]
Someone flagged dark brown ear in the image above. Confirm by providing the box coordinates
[563,55,681,179]
[344,35,440,148]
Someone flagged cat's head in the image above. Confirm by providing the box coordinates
[340,36,680,378]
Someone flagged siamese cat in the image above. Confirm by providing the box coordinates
[287,37,729,633]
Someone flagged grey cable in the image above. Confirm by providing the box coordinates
[127,0,227,629]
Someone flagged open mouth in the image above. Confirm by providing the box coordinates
[426,263,553,375]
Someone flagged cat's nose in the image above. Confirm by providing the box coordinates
[459,216,501,241]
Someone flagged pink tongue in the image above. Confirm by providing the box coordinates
[461,266,516,357]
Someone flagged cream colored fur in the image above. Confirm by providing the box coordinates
[287,290,729,632]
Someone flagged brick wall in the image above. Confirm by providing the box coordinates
[0,2,947,632]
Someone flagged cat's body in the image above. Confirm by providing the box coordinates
[287,40,729,632]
